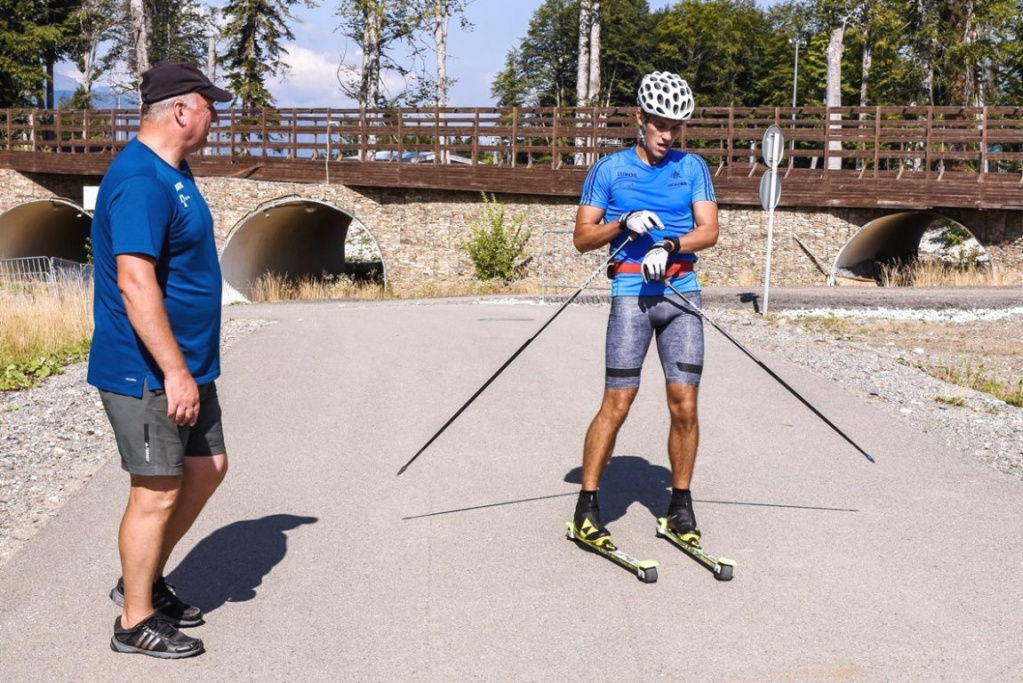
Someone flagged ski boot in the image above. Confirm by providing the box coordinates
[571,493,615,550]
[566,492,658,583]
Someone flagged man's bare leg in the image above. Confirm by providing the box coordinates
[155,453,228,576]
[663,382,701,534]
[119,475,181,628]
[581,387,639,490]
[666,382,699,489]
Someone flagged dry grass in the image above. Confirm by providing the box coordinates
[0,281,93,389]
[248,272,543,303]
[925,360,1023,408]
[787,313,1023,409]
[878,260,1023,287]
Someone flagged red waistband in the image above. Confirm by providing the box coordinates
[609,261,694,277]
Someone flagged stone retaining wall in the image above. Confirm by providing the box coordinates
[3,169,1021,288]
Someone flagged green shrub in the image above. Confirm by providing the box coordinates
[461,193,532,282]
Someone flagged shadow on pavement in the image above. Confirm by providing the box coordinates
[166,514,318,614]
[564,454,672,524]
[564,455,860,522]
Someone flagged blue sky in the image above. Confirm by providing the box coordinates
[239,0,779,107]
[60,0,778,108]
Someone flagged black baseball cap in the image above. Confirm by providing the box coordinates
[140,60,233,105]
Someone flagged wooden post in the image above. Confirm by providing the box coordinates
[980,106,989,176]
[873,106,880,177]
[511,107,518,168]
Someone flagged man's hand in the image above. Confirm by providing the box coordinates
[641,238,679,282]
[163,371,200,426]
[618,210,664,237]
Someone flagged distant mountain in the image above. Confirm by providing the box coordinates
[54,69,139,109]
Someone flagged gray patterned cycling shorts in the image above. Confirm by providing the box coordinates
[604,292,704,389]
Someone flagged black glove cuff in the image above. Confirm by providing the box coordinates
[659,237,680,253]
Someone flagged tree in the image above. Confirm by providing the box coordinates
[652,0,768,106]
[576,0,599,107]
[220,0,311,109]
[492,0,578,107]
[99,0,215,101]
[65,0,121,109]
[415,0,470,106]
[337,0,432,107]
[129,0,151,76]
[598,0,654,105]
[0,0,79,108]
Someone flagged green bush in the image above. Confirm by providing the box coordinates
[461,193,532,282]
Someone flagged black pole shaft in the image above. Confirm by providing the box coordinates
[663,281,875,464]
[397,240,632,476]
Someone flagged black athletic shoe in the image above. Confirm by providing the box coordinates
[664,508,700,540]
[110,612,204,659]
[110,577,204,627]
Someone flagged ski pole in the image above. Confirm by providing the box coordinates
[661,280,875,464]
[397,238,633,476]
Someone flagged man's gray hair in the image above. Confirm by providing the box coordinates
[141,95,198,122]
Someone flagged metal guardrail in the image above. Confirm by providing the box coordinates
[0,256,93,285]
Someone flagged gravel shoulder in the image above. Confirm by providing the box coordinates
[2,287,1021,570]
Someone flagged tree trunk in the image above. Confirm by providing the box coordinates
[434,0,449,106]
[588,1,600,105]
[360,3,382,107]
[130,0,151,79]
[576,0,591,106]
[207,34,217,82]
[859,40,871,110]
[826,23,845,170]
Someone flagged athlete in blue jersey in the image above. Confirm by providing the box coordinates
[89,61,232,659]
[572,72,719,550]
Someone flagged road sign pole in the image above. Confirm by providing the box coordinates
[760,126,785,316]
[763,185,777,315]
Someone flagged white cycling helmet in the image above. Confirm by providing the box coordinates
[637,71,694,120]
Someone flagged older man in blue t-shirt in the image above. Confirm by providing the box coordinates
[570,72,720,553]
[89,60,232,659]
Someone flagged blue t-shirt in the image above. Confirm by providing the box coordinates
[579,147,716,296]
[88,138,222,397]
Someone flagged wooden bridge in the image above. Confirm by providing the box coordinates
[3,105,1023,210]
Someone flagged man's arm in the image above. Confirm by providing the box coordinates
[117,253,199,426]
[674,200,719,254]
[573,205,625,254]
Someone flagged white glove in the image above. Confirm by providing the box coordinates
[618,210,663,237]
[641,239,679,282]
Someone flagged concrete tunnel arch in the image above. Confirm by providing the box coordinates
[829,211,991,284]
[0,197,92,262]
[219,196,385,303]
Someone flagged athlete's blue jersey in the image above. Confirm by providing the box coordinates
[579,147,716,296]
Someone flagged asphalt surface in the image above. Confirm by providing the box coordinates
[1,294,1021,682]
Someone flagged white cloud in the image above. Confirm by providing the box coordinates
[269,43,418,108]
[269,44,356,108]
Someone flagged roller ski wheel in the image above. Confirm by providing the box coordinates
[655,517,736,582]
[566,521,658,583]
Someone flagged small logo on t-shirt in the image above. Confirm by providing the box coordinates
[174,182,184,191]
[179,193,191,208]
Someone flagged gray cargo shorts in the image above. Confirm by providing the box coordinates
[99,380,226,476]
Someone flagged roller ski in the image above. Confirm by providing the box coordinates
[655,490,735,581]
[566,492,657,583]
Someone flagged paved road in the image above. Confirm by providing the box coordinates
[1,297,1020,682]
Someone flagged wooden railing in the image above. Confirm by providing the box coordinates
[4,105,1023,176]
